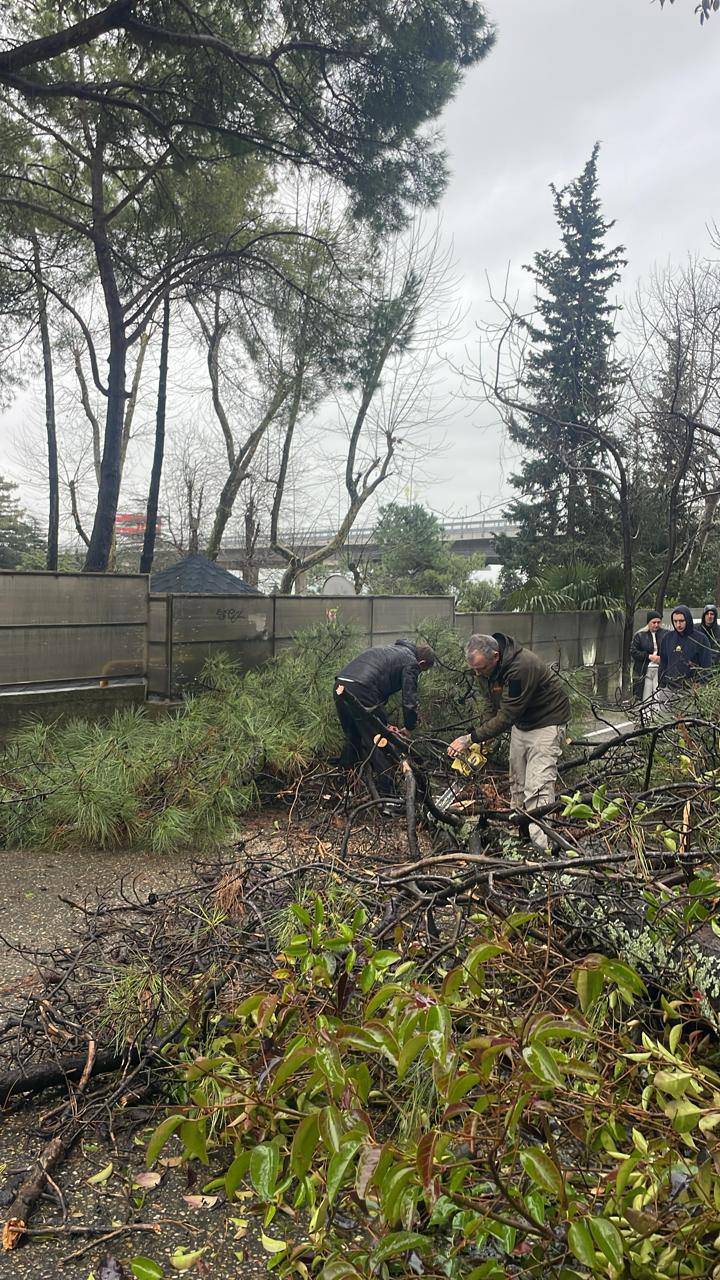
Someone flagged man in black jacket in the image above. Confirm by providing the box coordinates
[334,640,435,803]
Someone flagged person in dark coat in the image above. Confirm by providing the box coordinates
[658,606,713,689]
[630,611,666,701]
[333,640,435,803]
[448,632,570,850]
[699,605,720,666]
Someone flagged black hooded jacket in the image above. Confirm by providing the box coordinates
[337,639,423,729]
[659,606,712,687]
[699,605,720,666]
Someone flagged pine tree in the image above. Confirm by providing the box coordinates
[502,145,626,579]
[0,476,43,569]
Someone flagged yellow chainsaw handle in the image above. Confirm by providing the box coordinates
[450,745,487,778]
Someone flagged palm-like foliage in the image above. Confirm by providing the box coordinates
[508,561,624,619]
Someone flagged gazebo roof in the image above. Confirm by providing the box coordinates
[150,554,262,596]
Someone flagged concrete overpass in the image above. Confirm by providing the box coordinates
[218,516,518,571]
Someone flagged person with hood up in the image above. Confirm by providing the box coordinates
[447,633,570,849]
[334,639,435,810]
[699,606,720,666]
[658,606,713,690]
[630,611,666,702]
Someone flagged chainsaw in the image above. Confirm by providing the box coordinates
[436,744,487,812]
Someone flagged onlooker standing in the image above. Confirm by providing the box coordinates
[630,611,666,702]
[699,605,720,666]
[658,606,713,690]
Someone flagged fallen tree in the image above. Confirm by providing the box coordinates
[3,674,720,1274]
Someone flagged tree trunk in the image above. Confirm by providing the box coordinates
[31,234,59,570]
[140,293,170,576]
[84,329,127,571]
[618,477,635,693]
[654,419,695,612]
[84,142,127,573]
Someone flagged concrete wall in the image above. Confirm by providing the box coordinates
[456,610,623,696]
[0,568,636,719]
[0,570,147,686]
[151,593,455,694]
[0,570,149,731]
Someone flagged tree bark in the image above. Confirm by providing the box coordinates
[654,419,695,612]
[84,141,128,573]
[140,293,170,575]
[31,233,59,571]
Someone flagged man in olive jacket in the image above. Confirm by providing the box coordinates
[448,633,570,848]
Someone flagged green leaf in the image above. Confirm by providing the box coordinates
[268,1045,315,1095]
[320,1260,363,1280]
[327,1140,360,1204]
[291,903,312,927]
[260,1231,288,1255]
[664,1098,703,1133]
[397,1033,427,1081]
[568,1220,596,1268]
[568,803,594,820]
[466,942,507,975]
[170,1247,206,1271]
[131,1261,165,1280]
[574,962,604,1012]
[669,1022,683,1054]
[87,1161,113,1185]
[588,1217,624,1269]
[380,1165,415,1225]
[250,1143,279,1201]
[146,1114,184,1168]
[225,1151,251,1200]
[372,1231,429,1264]
[290,1110,320,1177]
[319,1105,344,1154]
[365,984,404,1017]
[522,1043,563,1087]
[654,1069,693,1099]
[180,1119,208,1165]
[591,786,606,812]
[446,1071,481,1104]
[519,1148,564,1197]
[316,1042,345,1090]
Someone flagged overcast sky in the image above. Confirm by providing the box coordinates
[1,0,719,532]
[423,0,720,518]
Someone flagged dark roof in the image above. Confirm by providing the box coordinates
[150,555,262,596]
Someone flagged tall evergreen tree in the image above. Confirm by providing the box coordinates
[0,476,43,568]
[501,145,626,579]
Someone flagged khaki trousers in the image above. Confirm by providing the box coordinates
[509,723,566,849]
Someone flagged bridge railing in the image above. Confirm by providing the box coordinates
[251,518,518,548]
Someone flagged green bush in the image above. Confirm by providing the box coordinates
[147,890,720,1279]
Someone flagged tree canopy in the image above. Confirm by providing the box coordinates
[0,0,495,229]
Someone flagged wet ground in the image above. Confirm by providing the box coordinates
[0,849,203,991]
[0,830,298,1278]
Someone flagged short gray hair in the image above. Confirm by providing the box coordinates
[465,633,500,663]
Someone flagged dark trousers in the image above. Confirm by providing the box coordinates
[333,685,396,797]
